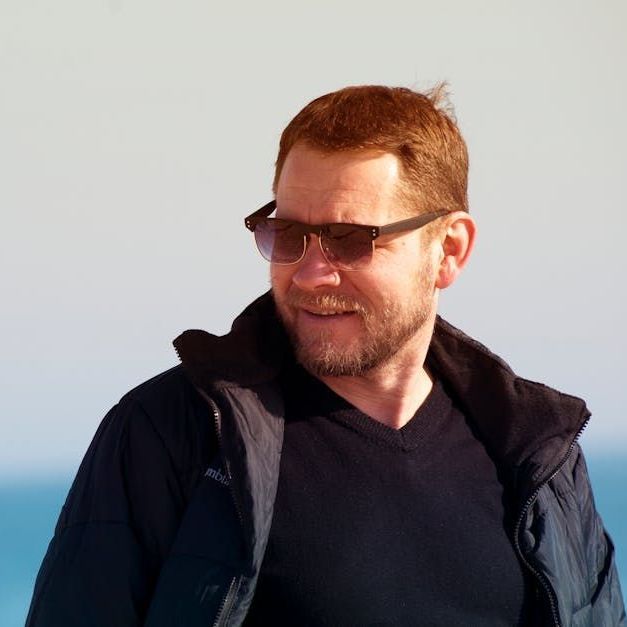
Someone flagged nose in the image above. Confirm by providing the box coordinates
[291,234,341,290]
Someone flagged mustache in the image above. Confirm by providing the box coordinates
[284,289,369,316]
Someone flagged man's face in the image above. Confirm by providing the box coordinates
[271,144,439,377]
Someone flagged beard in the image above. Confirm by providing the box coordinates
[273,277,434,377]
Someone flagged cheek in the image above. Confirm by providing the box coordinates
[270,265,293,295]
[373,258,430,301]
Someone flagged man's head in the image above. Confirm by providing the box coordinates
[260,85,475,378]
[273,84,469,218]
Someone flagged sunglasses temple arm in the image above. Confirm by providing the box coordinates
[377,210,450,236]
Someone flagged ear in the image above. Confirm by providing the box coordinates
[435,212,477,289]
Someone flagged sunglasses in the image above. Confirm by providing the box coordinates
[244,200,449,271]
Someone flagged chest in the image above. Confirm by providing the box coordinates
[246,398,528,626]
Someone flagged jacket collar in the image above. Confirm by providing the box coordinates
[174,291,590,486]
[173,292,288,389]
[426,317,589,485]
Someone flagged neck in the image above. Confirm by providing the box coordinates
[317,326,435,430]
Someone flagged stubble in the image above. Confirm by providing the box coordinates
[273,276,434,377]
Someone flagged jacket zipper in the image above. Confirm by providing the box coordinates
[194,388,245,627]
[205,392,246,627]
[212,575,241,627]
[513,417,590,627]
[173,344,247,626]
[203,392,246,530]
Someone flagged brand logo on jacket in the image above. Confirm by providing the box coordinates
[204,464,230,487]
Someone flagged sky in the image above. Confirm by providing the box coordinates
[1,0,626,480]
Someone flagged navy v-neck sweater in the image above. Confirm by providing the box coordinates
[245,366,529,626]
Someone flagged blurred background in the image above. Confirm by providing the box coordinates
[1,0,625,624]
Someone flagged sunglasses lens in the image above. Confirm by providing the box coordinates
[322,225,373,270]
[251,218,374,269]
[254,219,306,264]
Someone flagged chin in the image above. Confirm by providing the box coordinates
[294,335,389,378]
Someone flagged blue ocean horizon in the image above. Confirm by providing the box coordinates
[2,453,626,626]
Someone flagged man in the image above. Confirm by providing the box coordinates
[28,85,624,626]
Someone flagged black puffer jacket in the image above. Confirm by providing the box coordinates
[27,293,625,627]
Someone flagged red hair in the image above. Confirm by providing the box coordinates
[273,84,468,215]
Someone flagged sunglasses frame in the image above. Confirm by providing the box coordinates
[244,200,450,269]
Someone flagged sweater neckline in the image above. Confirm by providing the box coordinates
[283,366,452,452]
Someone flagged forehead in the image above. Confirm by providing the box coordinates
[275,145,405,224]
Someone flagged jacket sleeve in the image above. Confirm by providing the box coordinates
[25,395,190,627]
[571,447,626,626]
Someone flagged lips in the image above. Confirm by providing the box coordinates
[298,309,359,328]
[284,289,368,322]
[303,308,356,317]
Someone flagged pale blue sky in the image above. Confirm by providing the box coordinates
[1,0,626,479]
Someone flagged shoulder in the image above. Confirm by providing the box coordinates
[114,365,216,476]
[120,364,207,430]
[67,365,213,499]
[60,365,216,528]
